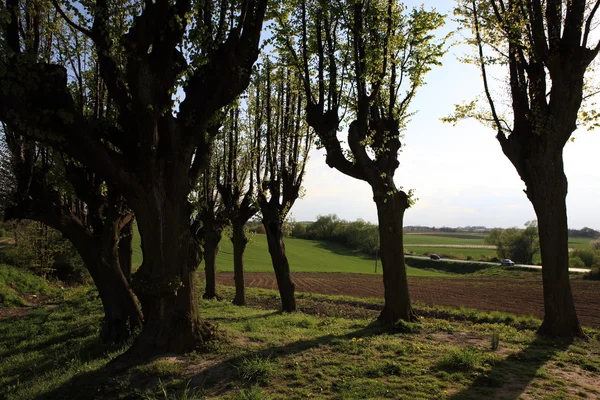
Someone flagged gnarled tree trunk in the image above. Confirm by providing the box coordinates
[231,221,249,306]
[203,230,222,300]
[263,218,296,312]
[129,183,212,356]
[374,190,417,323]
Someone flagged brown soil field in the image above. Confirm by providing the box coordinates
[215,272,600,329]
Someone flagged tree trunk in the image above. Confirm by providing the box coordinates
[73,236,143,344]
[525,154,584,338]
[5,202,143,344]
[374,191,417,323]
[118,220,134,281]
[128,189,213,357]
[263,219,296,312]
[231,221,248,306]
[203,231,222,300]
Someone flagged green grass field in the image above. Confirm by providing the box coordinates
[1,279,598,400]
[133,232,445,277]
[403,233,487,246]
[404,246,498,259]
[131,228,596,274]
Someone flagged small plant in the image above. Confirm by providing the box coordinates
[232,386,270,400]
[236,355,275,385]
[491,331,500,351]
[437,346,481,371]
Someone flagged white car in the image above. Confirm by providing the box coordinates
[500,259,515,266]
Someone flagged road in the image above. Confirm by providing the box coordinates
[404,255,591,273]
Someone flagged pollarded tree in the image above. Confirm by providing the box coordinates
[252,60,313,312]
[0,5,141,343]
[454,0,600,338]
[0,0,267,356]
[1,128,143,343]
[194,145,228,301]
[273,0,446,322]
[218,107,259,306]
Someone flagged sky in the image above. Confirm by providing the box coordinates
[289,0,600,230]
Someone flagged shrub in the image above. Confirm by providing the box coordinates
[583,268,600,281]
[569,256,585,269]
[571,248,598,268]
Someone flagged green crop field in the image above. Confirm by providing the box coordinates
[405,246,498,260]
[132,232,446,277]
[131,229,596,273]
[403,233,487,246]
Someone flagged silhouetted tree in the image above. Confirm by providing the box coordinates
[0,0,267,356]
[273,0,446,322]
[454,0,600,337]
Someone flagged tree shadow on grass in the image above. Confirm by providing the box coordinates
[40,317,399,400]
[448,336,572,400]
[312,239,376,261]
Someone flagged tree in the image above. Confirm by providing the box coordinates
[0,6,142,343]
[252,61,313,312]
[485,222,539,264]
[195,147,228,301]
[273,0,446,322]
[0,0,267,356]
[1,128,143,342]
[218,106,259,306]
[454,0,600,338]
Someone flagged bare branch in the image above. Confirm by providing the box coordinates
[51,0,94,39]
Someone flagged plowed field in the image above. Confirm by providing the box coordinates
[214,272,600,328]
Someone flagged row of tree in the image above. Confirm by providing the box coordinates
[0,0,597,359]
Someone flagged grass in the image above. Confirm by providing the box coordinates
[132,231,447,277]
[404,258,542,278]
[0,264,59,307]
[403,234,487,246]
[1,276,599,400]
[404,246,499,261]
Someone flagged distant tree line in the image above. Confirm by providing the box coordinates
[567,228,600,239]
[291,215,379,255]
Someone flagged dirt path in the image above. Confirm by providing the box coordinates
[215,272,600,328]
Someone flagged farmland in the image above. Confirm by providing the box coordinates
[134,233,447,277]
[131,230,599,270]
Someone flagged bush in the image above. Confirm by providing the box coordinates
[0,221,85,281]
[569,256,586,269]
[583,268,600,281]
[571,248,598,268]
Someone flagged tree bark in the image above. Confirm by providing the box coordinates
[4,200,143,343]
[203,230,222,300]
[231,221,248,306]
[374,191,417,323]
[128,187,213,357]
[118,219,134,281]
[78,243,143,344]
[524,152,584,338]
[263,219,296,312]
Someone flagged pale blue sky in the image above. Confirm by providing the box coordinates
[290,0,600,229]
